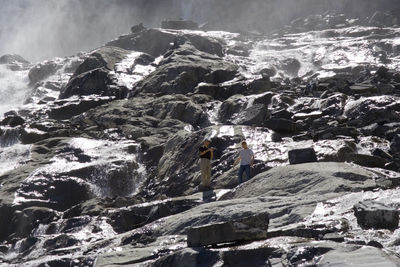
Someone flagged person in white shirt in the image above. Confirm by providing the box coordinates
[233,141,255,184]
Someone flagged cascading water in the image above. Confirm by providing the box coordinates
[0,65,29,117]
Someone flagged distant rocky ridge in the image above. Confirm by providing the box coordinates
[0,12,400,266]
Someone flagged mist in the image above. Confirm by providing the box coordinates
[1,0,400,62]
[0,0,178,62]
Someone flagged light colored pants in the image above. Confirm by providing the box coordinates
[200,158,211,187]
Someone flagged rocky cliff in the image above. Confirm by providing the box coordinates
[1,11,400,266]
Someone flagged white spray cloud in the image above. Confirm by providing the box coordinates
[0,0,398,62]
[0,0,142,62]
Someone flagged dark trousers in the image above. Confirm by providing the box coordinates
[238,164,251,183]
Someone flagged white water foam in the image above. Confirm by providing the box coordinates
[0,65,29,116]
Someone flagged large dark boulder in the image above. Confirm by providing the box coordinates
[74,46,130,76]
[194,81,246,100]
[187,212,269,247]
[265,118,297,133]
[59,68,128,99]
[107,28,224,58]
[218,93,274,125]
[344,153,388,168]
[106,29,176,57]
[17,177,92,211]
[20,128,50,144]
[43,234,79,250]
[353,200,399,230]
[10,207,57,238]
[0,114,25,127]
[345,96,400,127]
[132,43,238,96]
[28,61,61,84]
[247,78,273,94]
[181,34,224,57]
[288,148,318,164]
[108,198,198,233]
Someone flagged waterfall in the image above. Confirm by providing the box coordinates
[0,65,29,117]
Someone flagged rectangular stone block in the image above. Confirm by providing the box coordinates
[187,212,269,247]
[288,148,317,164]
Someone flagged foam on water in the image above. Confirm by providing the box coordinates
[113,52,162,89]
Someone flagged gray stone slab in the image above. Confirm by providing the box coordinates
[187,212,269,247]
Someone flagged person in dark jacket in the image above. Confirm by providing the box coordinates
[199,139,214,189]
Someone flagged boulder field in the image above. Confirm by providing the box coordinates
[0,13,400,266]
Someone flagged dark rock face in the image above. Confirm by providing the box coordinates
[187,212,269,247]
[11,207,57,238]
[106,29,176,57]
[28,61,60,84]
[59,68,127,99]
[73,46,130,76]
[195,81,246,100]
[132,43,238,96]
[288,148,318,164]
[0,114,25,127]
[265,118,297,133]
[133,53,154,66]
[107,28,224,58]
[353,201,399,230]
[344,153,388,168]
[4,13,400,266]
[344,96,400,127]
[47,96,114,120]
[218,93,273,125]
[108,198,198,233]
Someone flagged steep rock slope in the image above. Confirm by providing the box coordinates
[0,14,400,266]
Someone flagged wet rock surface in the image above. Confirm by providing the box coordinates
[1,11,400,267]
